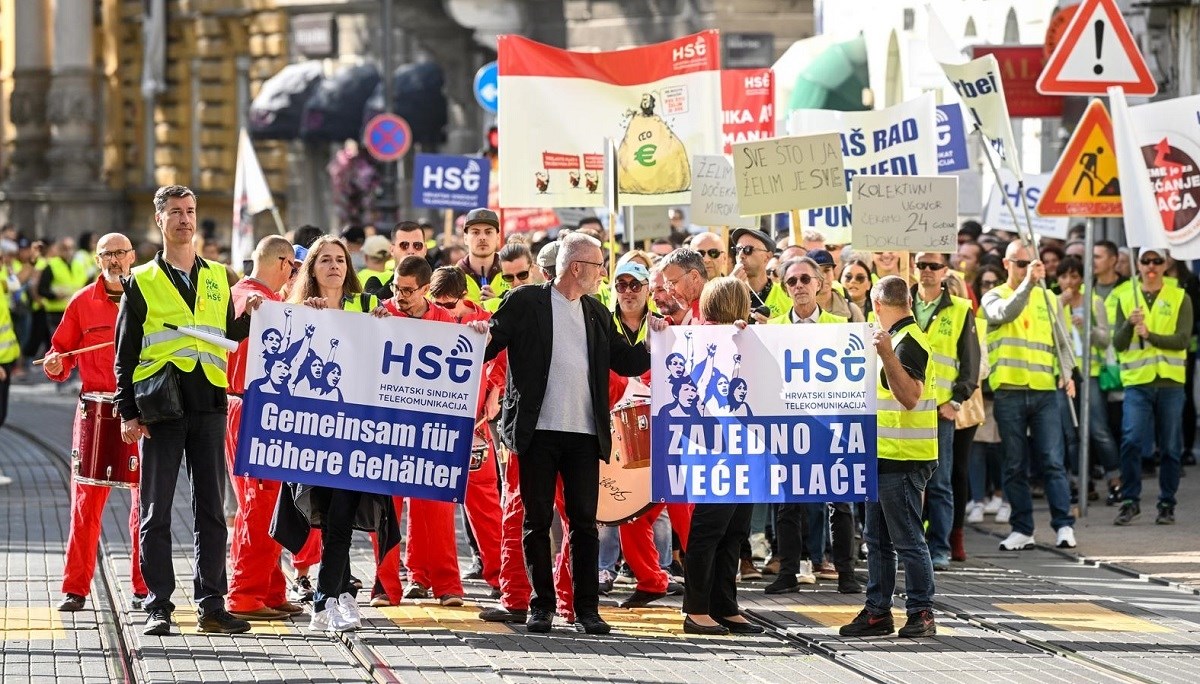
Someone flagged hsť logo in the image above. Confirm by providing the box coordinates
[782,333,867,383]
[422,159,482,193]
[381,334,474,383]
[936,107,952,146]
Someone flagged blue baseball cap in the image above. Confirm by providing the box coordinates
[293,244,309,262]
[806,249,835,267]
[614,261,649,283]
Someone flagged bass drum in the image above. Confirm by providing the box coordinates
[596,447,654,526]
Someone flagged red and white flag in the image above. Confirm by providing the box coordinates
[232,129,276,269]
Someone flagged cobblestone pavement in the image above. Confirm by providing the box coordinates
[5,382,1200,683]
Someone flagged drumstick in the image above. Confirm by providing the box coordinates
[33,341,113,365]
[163,322,240,352]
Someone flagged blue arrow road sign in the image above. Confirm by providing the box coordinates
[474,61,498,114]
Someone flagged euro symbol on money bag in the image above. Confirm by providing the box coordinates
[617,92,691,195]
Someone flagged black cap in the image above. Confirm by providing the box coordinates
[806,249,834,267]
[731,227,776,254]
[464,208,500,230]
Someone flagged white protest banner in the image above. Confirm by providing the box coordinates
[852,176,958,252]
[234,302,486,502]
[650,323,877,504]
[1126,94,1200,259]
[983,170,1070,240]
[689,154,756,228]
[788,94,939,243]
[926,8,1024,182]
[498,32,722,208]
[732,133,845,216]
[1109,87,1168,251]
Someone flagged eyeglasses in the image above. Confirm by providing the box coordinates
[395,286,419,298]
[915,262,947,271]
[1010,259,1032,269]
[1140,257,1166,266]
[735,245,768,256]
[433,298,460,309]
[785,273,817,288]
[394,241,424,251]
[98,249,133,261]
[842,273,868,283]
[698,248,724,259]
[614,280,644,293]
[573,259,604,269]
[501,270,531,283]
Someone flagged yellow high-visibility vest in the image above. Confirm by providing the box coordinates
[131,259,230,388]
[1112,284,1187,386]
[917,294,971,404]
[877,322,938,461]
[985,284,1058,391]
[43,257,89,313]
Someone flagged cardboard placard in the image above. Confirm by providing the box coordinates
[852,175,958,252]
[732,133,845,216]
[690,155,757,227]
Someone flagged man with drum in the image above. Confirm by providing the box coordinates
[43,232,147,612]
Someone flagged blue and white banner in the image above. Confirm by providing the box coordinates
[650,323,878,504]
[234,301,485,502]
[935,104,970,174]
[412,153,490,210]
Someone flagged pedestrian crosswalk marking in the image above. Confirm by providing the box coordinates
[0,608,67,640]
[995,601,1173,633]
[785,605,959,635]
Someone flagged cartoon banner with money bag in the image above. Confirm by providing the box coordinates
[497,31,723,208]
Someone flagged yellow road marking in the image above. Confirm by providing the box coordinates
[0,608,67,640]
[174,609,296,636]
[786,605,958,635]
[379,603,707,638]
[995,602,1173,633]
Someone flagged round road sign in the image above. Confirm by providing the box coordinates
[474,61,499,114]
[363,113,412,162]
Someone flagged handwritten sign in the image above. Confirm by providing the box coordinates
[732,133,845,216]
[690,155,757,227]
[852,175,958,252]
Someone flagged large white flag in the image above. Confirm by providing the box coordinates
[1109,87,1168,251]
[232,129,276,269]
[927,7,1023,182]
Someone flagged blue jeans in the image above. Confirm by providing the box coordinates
[598,525,620,574]
[925,417,956,562]
[654,509,672,568]
[1059,377,1121,476]
[865,462,937,615]
[993,390,1075,535]
[1119,385,1185,507]
[968,441,1003,501]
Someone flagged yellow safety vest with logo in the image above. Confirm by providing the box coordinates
[1112,283,1187,386]
[1064,294,1105,378]
[877,322,938,461]
[44,256,90,313]
[917,294,971,404]
[767,308,848,325]
[131,259,231,387]
[466,270,508,312]
[357,267,391,290]
[0,279,18,364]
[985,283,1058,391]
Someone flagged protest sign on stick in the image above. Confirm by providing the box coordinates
[732,133,845,216]
[852,175,958,252]
[690,154,756,228]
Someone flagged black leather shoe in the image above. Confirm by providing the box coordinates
[197,608,252,634]
[479,607,526,623]
[683,616,729,635]
[57,594,85,612]
[763,575,800,595]
[618,589,667,608]
[574,613,611,635]
[714,616,765,634]
[525,609,553,633]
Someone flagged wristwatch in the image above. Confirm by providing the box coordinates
[949,401,962,410]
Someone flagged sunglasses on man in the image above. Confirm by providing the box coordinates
[501,270,531,283]
[1140,257,1166,266]
[614,279,644,293]
[915,262,947,271]
[785,273,817,288]
[697,248,724,259]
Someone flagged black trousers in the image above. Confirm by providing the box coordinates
[519,430,601,616]
[315,488,363,611]
[774,502,826,576]
[830,503,855,573]
[684,502,752,617]
[0,361,13,430]
[139,411,228,615]
[952,426,978,528]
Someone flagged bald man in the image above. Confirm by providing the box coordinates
[42,233,149,612]
[690,232,729,280]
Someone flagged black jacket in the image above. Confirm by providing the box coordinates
[484,283,651,458]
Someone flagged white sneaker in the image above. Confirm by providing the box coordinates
[797,560,817,585]
[1056,526,1077,549]
[338,593,362,629]
[998,531,1036,551]
[983,496,1003,515]
[308,599,336,632]
[995,502,1012,524]
[966,501,985,524]
[328,599,359,632]
[749,532,771,561]
[0,474,12,486]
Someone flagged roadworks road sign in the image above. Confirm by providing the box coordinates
[1038,100,1123,217]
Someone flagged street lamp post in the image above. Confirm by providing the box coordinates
[376,0,398,225]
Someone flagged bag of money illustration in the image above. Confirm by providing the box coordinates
[617,107,691,195]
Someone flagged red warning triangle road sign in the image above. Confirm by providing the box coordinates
[1036,0,1157,96]
[1037,100,1124,217]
